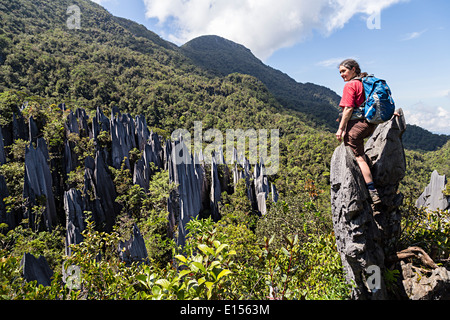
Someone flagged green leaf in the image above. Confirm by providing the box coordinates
[209,261,221,270]
[216,269,232,281]
[175,255,187,263]
[156,279,170,289]
[205,281,214,291]
[191,262,206,273]
[213,240,221,249]
[198,244,214,256]
[178,269,191,278]
[284,235,293,247]
[198,277,206,285]
[293,234,299,246]
[215,243,229,255]
[135,274,147,284]
[152,285,161,295]
[187,279,199,291]
[281,247,290,257]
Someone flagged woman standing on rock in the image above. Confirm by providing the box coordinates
[336,59,381,204]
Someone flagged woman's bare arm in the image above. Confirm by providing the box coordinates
[336,107,353,142]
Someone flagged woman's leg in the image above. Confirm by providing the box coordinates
[355,155,373,184]
[345,120,381,204]
[356,155,381,204]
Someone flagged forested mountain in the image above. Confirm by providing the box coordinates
[182,35,342,131]
[181,35,450,151]
[0,0,449,301]
[1,0,447,150]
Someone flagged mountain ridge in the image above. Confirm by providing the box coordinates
[181,35,450,150]
[0,0,448,151]
[181,35,341,131]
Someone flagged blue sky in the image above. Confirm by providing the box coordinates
[92,0,450,135]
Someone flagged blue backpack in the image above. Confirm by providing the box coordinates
[357,75,395,124]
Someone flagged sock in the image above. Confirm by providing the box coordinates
[367,182,376,191]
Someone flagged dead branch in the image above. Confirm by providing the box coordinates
[388,246,438,269]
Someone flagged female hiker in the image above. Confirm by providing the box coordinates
[336,59,381,204]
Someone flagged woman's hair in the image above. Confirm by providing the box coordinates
[339,59,368,78]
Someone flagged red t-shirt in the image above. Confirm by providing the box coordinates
[339,80,365,109]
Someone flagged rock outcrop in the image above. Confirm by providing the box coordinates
[210,153,222,222]
[364,111,407,251]
[167,139,205,247]
[111,111,133,169]
[331,143,388,300]
[2,105,280,288]
[23,139,57,231]
[20,253,53,287]
[331,110,407,300]
[0,175,10,227]
[0,125,6,165]
[118,224,149,265]
[64,188,86,256]
[416,170,449,213]
[133,133,164,191]
[401,261,450,300]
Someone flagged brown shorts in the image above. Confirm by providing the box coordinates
[344,119,377,158]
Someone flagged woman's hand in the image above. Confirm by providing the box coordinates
[336,107,353,142]
[336,128,345,142]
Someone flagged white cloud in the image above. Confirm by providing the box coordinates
[142,0,404,60]
[91,0,112,4]
[444,90,450,100]
[404,102,450,135]
[401,29,427,41]
[317,56,359,68]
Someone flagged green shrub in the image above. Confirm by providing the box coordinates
[298,233,350,300]
[136,217,236,300]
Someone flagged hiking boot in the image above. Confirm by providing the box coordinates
[369,189,382,205]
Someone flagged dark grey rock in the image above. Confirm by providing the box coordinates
[330,111,407,300]
[64,139,77,176]
[135,115,150,151]
[93,151,118,231]
[37,137,50,162]
[92,107,110,141]
[167,139,204,247]
[210,154,222,222]
[416,170,449,213]
[163,139,172,171]
[110,111,138,169]
[64,189,85,256]
[23,141,57,231]
[66,110,80,135]
[133,157,148,191]
[118,224,149,265]
[365,109,407,250]
[133,133,164,191]
[20,253,53,287]
[331,144,387,300]
[75,108,90,137]
[149,131,163,169]
[12,111,28,141]
[28,116,39,145]
[81,152,119,232]
[401,261,450,300]
[83,156,107,229]
[0,125,5,165]
[0,175,11,228]
[254,161,270,216]
[271,184,279,203]
[121,113,137,151]
[230,150,278,215]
